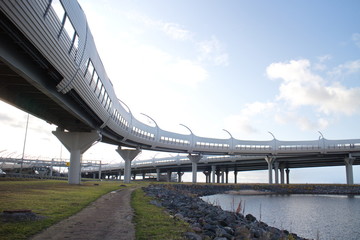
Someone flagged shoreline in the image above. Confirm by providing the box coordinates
[225,189,273,195]
[144,184,360,240]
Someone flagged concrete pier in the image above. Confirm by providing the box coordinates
[265,156,276,184]
[345,156,355,185]
[116,147,141,183]
[53,129,101,184]
[188,154,202,183]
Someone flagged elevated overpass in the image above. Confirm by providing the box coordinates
[0,0,359,184]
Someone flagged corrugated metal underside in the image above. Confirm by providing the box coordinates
[0,10,100,132]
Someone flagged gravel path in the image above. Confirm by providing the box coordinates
[30,187,135,240]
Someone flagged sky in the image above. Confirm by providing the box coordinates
[0,0,360,183]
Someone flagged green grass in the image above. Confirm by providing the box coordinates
[131,187,191,240]
[0,179,123,240]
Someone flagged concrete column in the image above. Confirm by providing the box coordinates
[156,168,161,181]
[188,154,202,183]
[234,170,238,184]
[118,170,122,181]
[142,172,146,180]
[280,163,285,184]
[211,165,216,183]
[286,168,290,184]
[203,171,210,183]
[216,169,221,183]
[177,171,184,182]
[345,156,355,185]
[274,161,279,184]
[53,129,101,184]
[98,161,102,180]
[116,146,141,184]
[225,169,229,184]
[221,170,225,183]
[50,159,54,177]
[265,156,276,184]
[167,170,172,182]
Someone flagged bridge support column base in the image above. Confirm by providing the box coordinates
[234,170,238,184]
[52,129,101,185]
[345,156,355,185]
[177,171,184,182]
[116,146,141,184]
[156,168,161,181]
[265,156,276,184]
[167,170,172,182]
[188,154,202,183]
[211,165,216,183]
[280,164,285,184]
[286,168,290,184]
[203,171,211,183]
[274,161,279,184]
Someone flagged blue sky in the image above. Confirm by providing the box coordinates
[0,0,359,183]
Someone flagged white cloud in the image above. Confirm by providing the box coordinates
[352,33,360,48]
[197,36,229,66]
[162,22,192,41]
[224,101,275,137]
[224,114,258,135]
[109,43,208,89]
[127,12,229,66]
[266,59,360,115]
[314,54,332,71]
[329,59,360,76]
[275,112,329,131]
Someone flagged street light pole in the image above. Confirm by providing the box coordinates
[20,113,30,175]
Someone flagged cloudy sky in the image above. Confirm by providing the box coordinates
[1,0,359,183]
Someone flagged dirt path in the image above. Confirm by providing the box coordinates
[30,187,136,240]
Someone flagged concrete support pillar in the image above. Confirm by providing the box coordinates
[203,171,210,183]
[216,169,221,183]
[167,170,172,182]
[280,163,285,184]
[156,168,161,182]
[116,146,141,184]
[211,165,216,183]
[225,169,229,184]
[177,171,184,182]
[265,156,276,184]
[142,172,146,180]
[50,159,54,177]
[234,170,238,184]
[221,171,225,183]
[188,154,202,183]
[98,161,102,180]
[274,161,279,184]
[286,168,290,184]
[119,170,122,181]
[345,156,355,185]
[53,129,101,184]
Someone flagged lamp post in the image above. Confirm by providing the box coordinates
[141,113,159,141]
[318,131,325,149]
[223,129,234,152]
[268,131,276,152]
[118,98,133,131]
[20,113,30,175]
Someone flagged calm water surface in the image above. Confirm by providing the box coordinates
[201,194,360,240]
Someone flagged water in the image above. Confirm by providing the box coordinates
[201,194,360,240]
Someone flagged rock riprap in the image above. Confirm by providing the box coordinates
[143,184,308,240]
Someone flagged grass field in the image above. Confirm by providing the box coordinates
[0,178,191,240]
[132,188,190,240]
[0,179,123,240]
